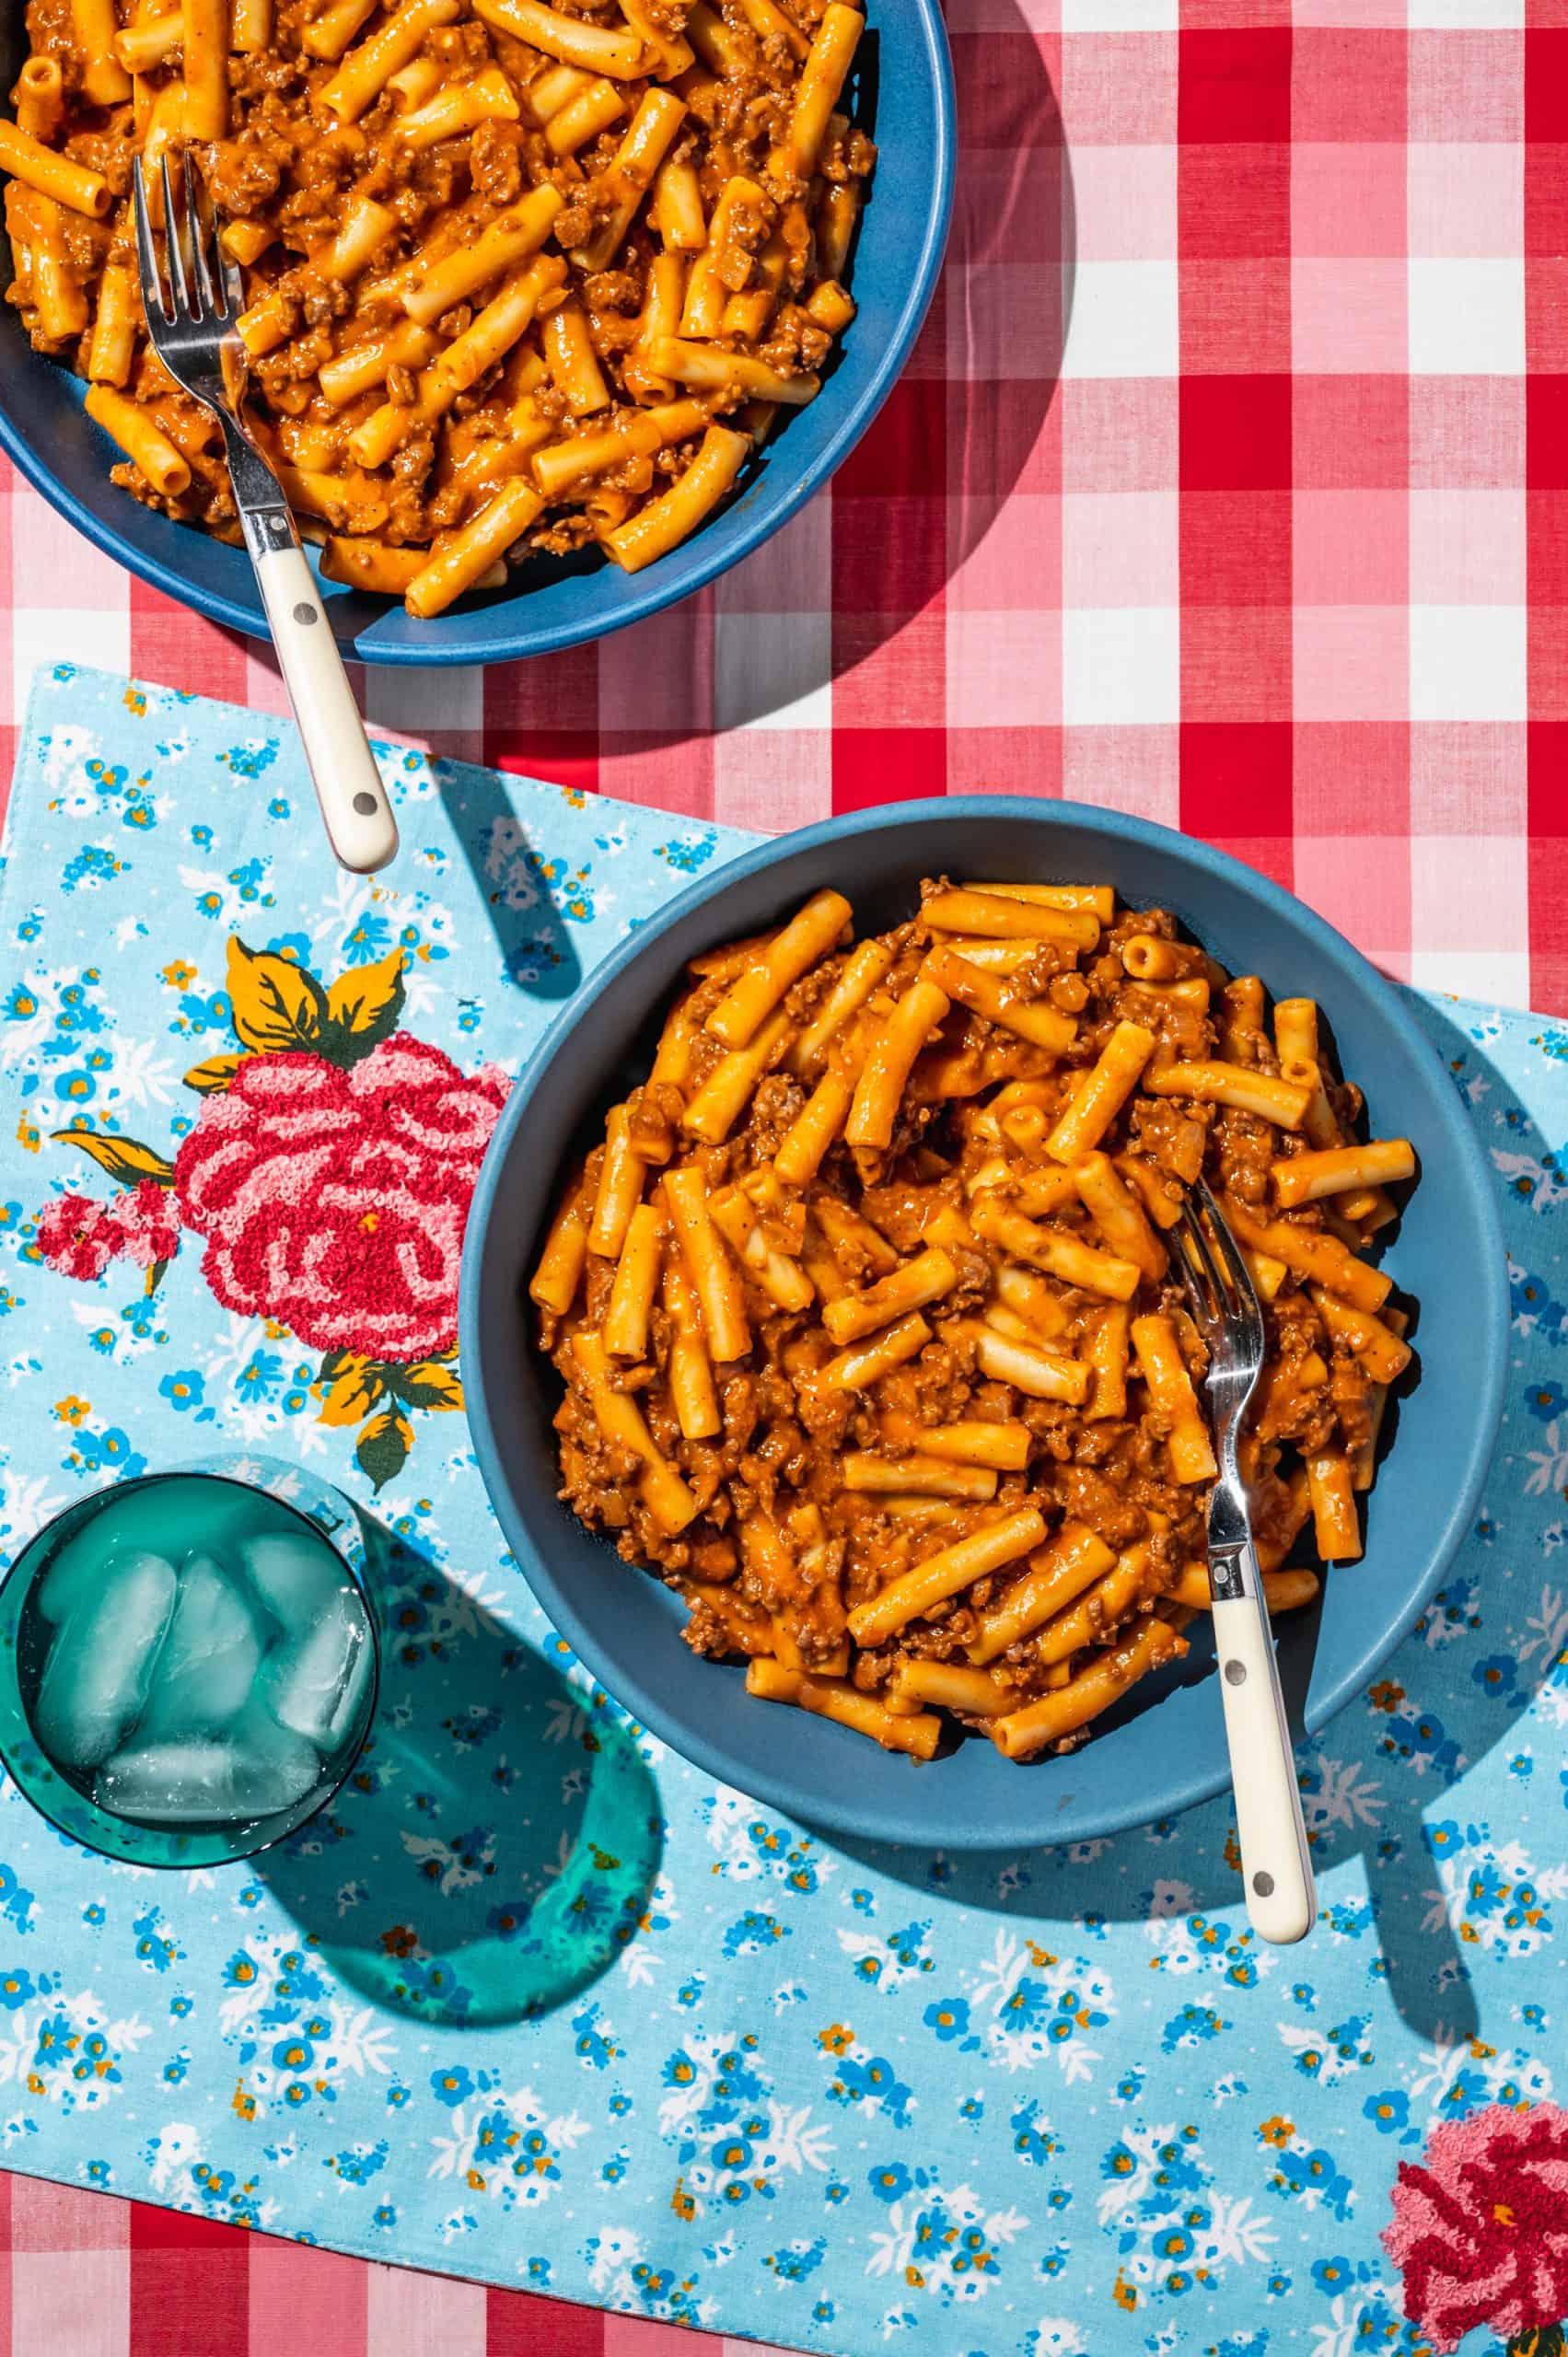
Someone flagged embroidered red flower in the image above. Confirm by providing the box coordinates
[35,1192,128,1280]
[117,1178,182,1270]
[172,1034,508,1361]
[1383,2101,1568,2352]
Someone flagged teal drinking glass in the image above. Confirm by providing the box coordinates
[0,1454,379,1867]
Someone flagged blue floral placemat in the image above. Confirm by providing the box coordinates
[0,662,1563,2357]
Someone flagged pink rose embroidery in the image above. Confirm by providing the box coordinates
[173,1033,508,1361]
[1383,2102,1568,2353]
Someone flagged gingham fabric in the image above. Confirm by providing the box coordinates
[0,0,1563,2346]
[0,2175,789,2354]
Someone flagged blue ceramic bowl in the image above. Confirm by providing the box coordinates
[0,6,952,667]
[460,803,1507,1849]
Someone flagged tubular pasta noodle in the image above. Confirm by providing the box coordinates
[1144,1060,1312,1130]
[602,1201,664,1359]
[768,1,863,185]
[847,978,952,1152]
[1035,1544,1161,1668]
[87,264,141,385]
[0,121,110,217]
[818,1310,932,1394]
[604,424,749,571]
[86,386,191,495]
[474,0,650,74]
[1307,1447,1362,1562]
[15,56,65,141]
[74,0,133,102]
[967,1524,1117,1665]
[1044,1022,1156,1163]
[573,1330,698,1534]
[821,1246,958,1347]
[663,1163,751,1364]
[970,1194,1141,1303]
[923,946,1078,1056]
[708,889,853,1049]
[405,479,546,620]
[181,0,230,139]
[1272,1140,1415,1208]
[923,888,1100,949]
[993,1614,1187,1760]
[746,1659,941,1759]
[848,1508,1048,1650]
[528,1188,589,1316]
[1131,1314,1216,1484]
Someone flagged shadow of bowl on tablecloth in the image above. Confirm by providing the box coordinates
[473,0,1074,740]
[256,1520,662,2029]
[814,0,1076,722]
[802,0,1076,720]
[831,1002,1542,2050]
[431,757,587,1004]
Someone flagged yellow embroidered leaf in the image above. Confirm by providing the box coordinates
[324,948,407,1062]
[398,1361,464,1412]
[226,936,329,1055]
[318,1357,387,1427]
[183,1053,247,1095]
[52,1130,175,1187]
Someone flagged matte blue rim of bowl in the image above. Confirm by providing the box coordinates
[0,2,954,668]
[460,799,1509,1849]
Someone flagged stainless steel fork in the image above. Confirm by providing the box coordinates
[132,157,398,875]
[1172,1183,1317,1945]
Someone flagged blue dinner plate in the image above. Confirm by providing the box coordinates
[0,2,953,667]
[459,803,1508,1850]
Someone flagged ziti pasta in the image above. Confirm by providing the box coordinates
[531,882,1419,1764]
[1,0,877,616]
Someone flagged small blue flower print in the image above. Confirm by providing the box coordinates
[234,1358,280,1411]
[923,1996,971,2044]
[830,2053,913,2127]
[1009,2098,1061,2167]
[0,1864,36,1935]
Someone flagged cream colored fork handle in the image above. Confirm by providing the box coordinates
[1211,1580,1317,1945]
[254,543,399,875]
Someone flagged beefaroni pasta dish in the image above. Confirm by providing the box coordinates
[529,882,1420,1766]
[0,0,876,616]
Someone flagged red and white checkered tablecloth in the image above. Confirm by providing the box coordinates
[1,0,1565,2347]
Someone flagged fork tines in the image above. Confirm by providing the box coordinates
[132,152,241,330]
[1173,1184,1262,1339]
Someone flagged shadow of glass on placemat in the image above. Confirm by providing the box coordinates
[257,1521,662,2028]
[830,1003,1549,2053]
